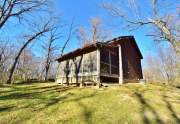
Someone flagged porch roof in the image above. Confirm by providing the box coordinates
[57,36,143,62]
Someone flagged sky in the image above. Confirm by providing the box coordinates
[52,0,160,67]
[0,0,179,68]
[50,0,179,68]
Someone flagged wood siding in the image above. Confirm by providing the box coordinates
[56,36,143,84]
[121,39,143,81]
[56,50,98,84]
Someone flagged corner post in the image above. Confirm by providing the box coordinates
[80,54,84,87]
[118,44,123,84]
[97,48,101,87]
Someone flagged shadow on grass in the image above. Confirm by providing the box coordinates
[77,101,94,124]
[0,106,15,112]
[163,94,180,124]
[0,83,98,123]
[176,86,180,89]
[134,92,165,124]
[0,84,38,94]
[0,85,75,114]
[0,85,75,101]
[74,92,97,124]
[134,91,180,124]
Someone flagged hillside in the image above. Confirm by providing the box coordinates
[0,83,180,124]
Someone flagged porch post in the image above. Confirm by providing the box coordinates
[80,54,84,87]
[109,51,111,74]
[97,48,101,87]
[118,45,123,84]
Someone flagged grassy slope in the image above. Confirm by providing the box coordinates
[0,83,180,124]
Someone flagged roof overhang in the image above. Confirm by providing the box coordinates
[56,36,143,62]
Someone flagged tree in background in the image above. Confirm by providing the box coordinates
[0,0,67,84]
[6,20,52,84]
[0,41,16,82]
[143,54,162,83]
[42,27,60,81]
[14,48,43,82]
[102,0,180,54]
[77,17,111,47]
[157,46,178,84]
[144,45,179,84]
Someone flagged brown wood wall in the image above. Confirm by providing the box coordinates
[121,39,143,81]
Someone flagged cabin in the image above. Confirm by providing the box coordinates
[56,36,143,86]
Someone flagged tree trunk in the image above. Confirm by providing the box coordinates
[7,52,22,84]
[154,20,180,55]
[6,30,49,84]
[45,64,49,81]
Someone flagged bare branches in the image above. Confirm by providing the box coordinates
[102,2,153,30]
[0,41,9,68]
[55,20,75,78]
[102,1,180,54]
[0,0,48,29]
[77,16,111,47]
[60,20,74,57]
[77,27,89,47]
[91,17,102,43]
[42,26,61,80]
[6,19,52,84]
[144,46,178,84]
[0,0,60,83]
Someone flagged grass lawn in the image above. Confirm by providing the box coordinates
[0,83,180,124]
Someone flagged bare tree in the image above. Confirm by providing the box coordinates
[42,27,60,81]
[56,20,74,79]
[102,0,180,54]
[0,0,48,29]
[6,21,52,84]
[144,45,179,84]
[0,42,16,82]
[0,42,7,68]
[144,53,163,83]
[91,17,103,43]
[0,40,12,68]
[77,27,89,47]
[59,21,74,57]
[15,48,36,81]
[157,46,178,84]
[77,16,111,47]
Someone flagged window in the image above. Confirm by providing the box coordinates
[73,56,83,75]
[83,51,97,73]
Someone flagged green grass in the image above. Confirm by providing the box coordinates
[0,83,180,124]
